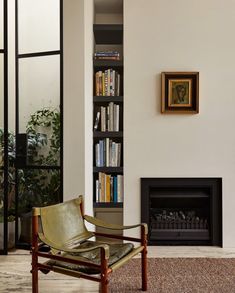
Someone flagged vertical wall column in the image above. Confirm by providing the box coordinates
[63,0,93,217]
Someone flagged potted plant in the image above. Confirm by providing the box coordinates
[0,108,61,247]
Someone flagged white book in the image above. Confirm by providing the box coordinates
[107,105,110,131]
[117,175,123,203]
[115,143,118,167]
[94,111,100,130]
[109,102,114,131]
[96,179,99,202]
[115,105,119,131]
[106,138,110,167]
[111,142,116,166]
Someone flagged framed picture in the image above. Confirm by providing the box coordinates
[161,72,199,114]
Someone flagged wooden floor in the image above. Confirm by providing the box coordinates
[1,247,235,293]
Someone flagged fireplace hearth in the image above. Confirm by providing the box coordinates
[141,178,222,246]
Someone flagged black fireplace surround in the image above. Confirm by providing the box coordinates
[141,178,222,246]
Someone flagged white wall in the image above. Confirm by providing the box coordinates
[124,0,235,247]
[64,0,94,217]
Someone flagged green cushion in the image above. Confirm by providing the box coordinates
[45,240,134,274]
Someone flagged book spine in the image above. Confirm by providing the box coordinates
[106,175,111,202]
[117,143,121,167]
[102,72,105,96]
[113,176,117,203]
[99,71,102,96]
[94,111,100,130]
[96,179,99,202]
[117,175,123,203]
[110,102,114,131]
[110,176,113,202]
[107,69,110,96]
[100,172,105,202]
[117,74,120,96]
[106,138,109,167]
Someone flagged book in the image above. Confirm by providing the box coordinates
[94,111,100,130]
[96,179,99,202]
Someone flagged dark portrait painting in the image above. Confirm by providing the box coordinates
[161,72,199,114]
[168,79,192,107]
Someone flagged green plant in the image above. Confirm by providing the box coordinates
[0,107,61,218]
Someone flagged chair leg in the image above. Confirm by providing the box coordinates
[141,225,148,291]
[32,266,38,293]
[100,277,108,293]
[141,247,147,291]
[100,248,109,293]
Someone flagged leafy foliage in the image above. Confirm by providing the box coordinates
[0,108,61,221]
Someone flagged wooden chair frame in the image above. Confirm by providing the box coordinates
[31,197,148,293]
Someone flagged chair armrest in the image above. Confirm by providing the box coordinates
[84,215,148,235]
[37,233,110,259]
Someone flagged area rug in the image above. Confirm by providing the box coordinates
[109,258,235,293]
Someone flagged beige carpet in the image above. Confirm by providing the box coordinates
[109,258,235,293]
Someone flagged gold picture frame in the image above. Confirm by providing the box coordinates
[161,72,199,114]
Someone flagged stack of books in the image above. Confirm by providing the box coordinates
[94,102,120,132]
[95,69,120,96]
[96,173,123,203]
[95,138,121,167]
[94,51,120,60]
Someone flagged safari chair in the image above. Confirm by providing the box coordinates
[31,196,148,293]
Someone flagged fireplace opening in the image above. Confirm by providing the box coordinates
[141,178,222,246]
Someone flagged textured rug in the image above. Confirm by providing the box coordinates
[109,258,235,293]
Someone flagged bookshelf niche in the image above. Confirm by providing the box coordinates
[93,23,124,215]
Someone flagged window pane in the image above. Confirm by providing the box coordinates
[19,55,60,166]
[18,0,60,54]
[0,170,3,250]
[0,0,3,50]
[0,55,4,167]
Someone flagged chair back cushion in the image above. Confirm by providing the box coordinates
[39,197,92,248]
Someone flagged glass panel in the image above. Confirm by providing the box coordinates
[0,0,3,50]
[0,54,3,166]
[18,169,60,214]
[19,55,60,166]
[0,170,4,250]
[18,0,60,54]
[18,168,60,243]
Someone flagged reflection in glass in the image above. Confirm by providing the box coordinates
[0,138,16,250]
[18,55,60,166]
[18,0,60,54]
[26,108,60,166]
[18,169,60,215]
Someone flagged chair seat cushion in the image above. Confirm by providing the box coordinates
[45,240,134,274]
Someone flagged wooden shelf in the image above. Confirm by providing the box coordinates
[93,59,123,68]
[93,96,123,103]
[93,167,123,173]
[93,24,123,45]
[93,202,123,208]
[93,131,123,138]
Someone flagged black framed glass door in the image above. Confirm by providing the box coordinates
[0,0,8,255]
[14,0,63,248]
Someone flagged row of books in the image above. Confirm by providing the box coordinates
[95,69,121,96]
[95,138,121,167]
[94,51,120,60]
[94,102,120,132]
[95,173,123,203]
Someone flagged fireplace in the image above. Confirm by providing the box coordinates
[141,178,222,246]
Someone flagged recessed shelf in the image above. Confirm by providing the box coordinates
[93,202,123,208]
[93,167,123,173]
[94,59,123,68]
[93,96,123,103]
[93,24,123,45]
[93,131,123,138]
